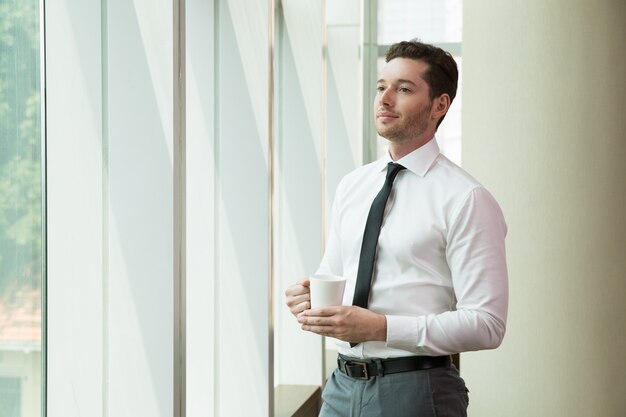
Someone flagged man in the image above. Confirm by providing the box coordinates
[285,40,508,416]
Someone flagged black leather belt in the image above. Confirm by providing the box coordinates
[337,353,450,380]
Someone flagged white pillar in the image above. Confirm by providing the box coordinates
[212,0,272,415]
[46,0,104,415]
[274,0,325,387]
[326,0,363,205]
[47,0,176,415]
[185,0,216,415]
[106,0,174,415]
[462,1,626,415]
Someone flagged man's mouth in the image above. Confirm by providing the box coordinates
[376,112,399,121]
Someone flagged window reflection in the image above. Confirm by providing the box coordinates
[0,1,44,416]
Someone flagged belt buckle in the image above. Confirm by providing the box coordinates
[348,361,369,380]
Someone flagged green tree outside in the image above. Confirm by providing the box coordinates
[0,0,42,296]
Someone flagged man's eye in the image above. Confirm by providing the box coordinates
[376,86,385,92]
[399,87,411,93]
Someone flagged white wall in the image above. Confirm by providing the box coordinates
[462,1,626,416]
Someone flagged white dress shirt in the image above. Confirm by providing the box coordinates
[316,138,508,358]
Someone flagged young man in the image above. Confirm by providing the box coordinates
[285,40,508,416]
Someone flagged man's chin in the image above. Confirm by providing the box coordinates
[376,130,401,142]
[376,127,395,140]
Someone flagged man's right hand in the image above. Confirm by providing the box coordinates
[285,279,311,317]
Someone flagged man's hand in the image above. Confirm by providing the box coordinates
[297,306,387,344]
[285,279,311,317]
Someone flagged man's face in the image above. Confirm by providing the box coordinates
[374,58,435,143]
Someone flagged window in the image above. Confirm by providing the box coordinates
[0,377,21,417]
[0,1,44,416]
[377,0,463,165]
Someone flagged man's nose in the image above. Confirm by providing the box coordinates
[379,88,394,107]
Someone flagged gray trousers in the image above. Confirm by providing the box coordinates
[320,360,469,417]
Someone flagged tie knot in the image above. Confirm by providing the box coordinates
[386,162,406,181]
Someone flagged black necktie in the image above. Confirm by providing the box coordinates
[351,162,405,346]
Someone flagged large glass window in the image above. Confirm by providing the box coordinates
[0,0,44,416]
[377,0,463,165]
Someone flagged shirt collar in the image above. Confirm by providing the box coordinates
[378,137,441,177]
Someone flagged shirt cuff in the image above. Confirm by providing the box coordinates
[385,315,420,352]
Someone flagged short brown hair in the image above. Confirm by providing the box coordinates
[385,40,458,128]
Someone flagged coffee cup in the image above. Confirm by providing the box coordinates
[309,274,346,308]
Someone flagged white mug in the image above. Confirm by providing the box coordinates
[309,274,346,308]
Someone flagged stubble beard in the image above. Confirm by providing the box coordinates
[376,103,432,144]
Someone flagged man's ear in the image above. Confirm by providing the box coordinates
[432,94,451,120]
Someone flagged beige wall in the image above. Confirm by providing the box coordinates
[462,1,626,416]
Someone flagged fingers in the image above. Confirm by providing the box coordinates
[298,312,334,334]
[301,324,334,336]
[287,296,311,317]
[284,282,310,297]
[285,289,310,306]
[298,315,327,326]
[301,306,342,317]
[298,309,361,342]
[285,281,311,316]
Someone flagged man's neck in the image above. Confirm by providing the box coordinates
[388,134,434,161]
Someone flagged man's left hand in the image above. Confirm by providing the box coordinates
[297,306,387,344]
